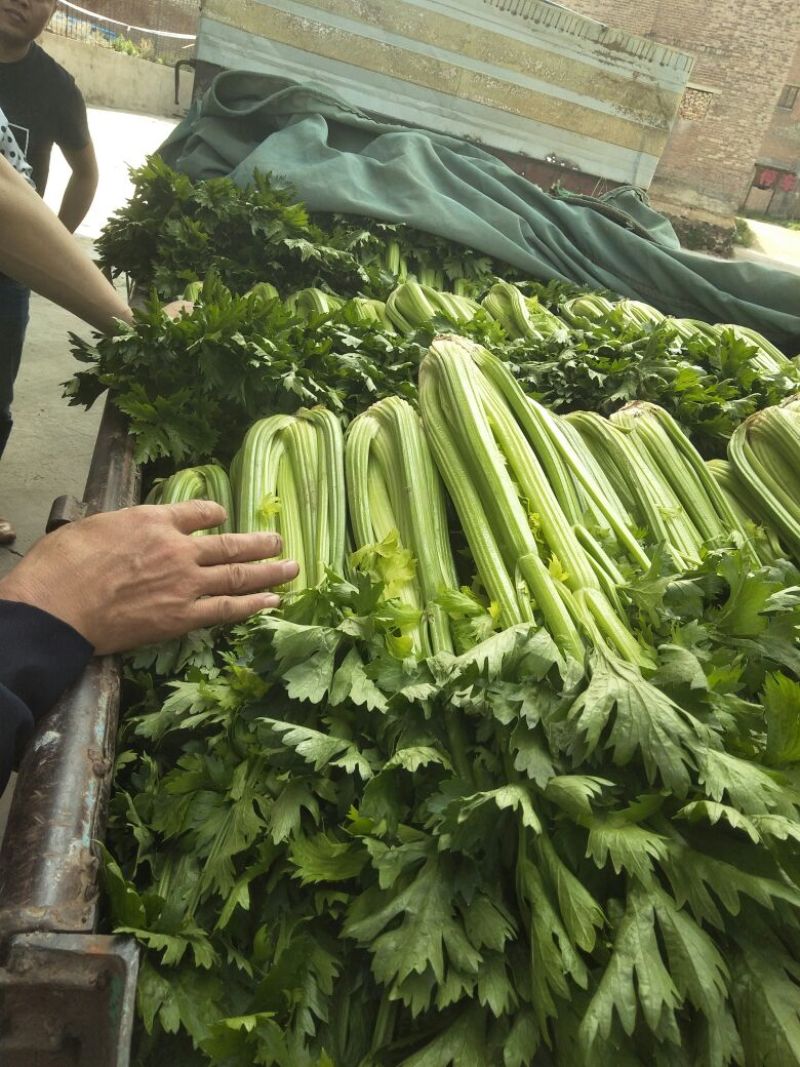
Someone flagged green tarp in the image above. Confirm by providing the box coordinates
[160,72,800,352]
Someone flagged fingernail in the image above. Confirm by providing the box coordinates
[267,533,283,554]
[281,560,300,578]
[260,593,281,609]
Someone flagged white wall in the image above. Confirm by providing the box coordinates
[42,33,194,118]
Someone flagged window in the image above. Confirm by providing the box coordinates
[778,84,799,110]
[679,87,714,120]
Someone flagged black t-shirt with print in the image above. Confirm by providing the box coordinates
[0,42,90,194]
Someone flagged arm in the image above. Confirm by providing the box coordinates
[0,153,132,331]
[57,141,99,234]
[0,501,299,794]
[0,601,93,793]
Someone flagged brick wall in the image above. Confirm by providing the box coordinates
[760,41,800,164]
[571,0,800,219]
[749,39,800,218]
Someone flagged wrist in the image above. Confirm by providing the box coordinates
[0,587,88,631]
[0,574,49,615]
[91,295,133,333]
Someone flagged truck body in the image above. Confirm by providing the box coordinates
[194,0,694,191]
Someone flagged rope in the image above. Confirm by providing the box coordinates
[54,0,197,40]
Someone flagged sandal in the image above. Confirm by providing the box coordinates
[0,517,16,545]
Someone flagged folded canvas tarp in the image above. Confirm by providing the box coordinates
[160,72,800,353]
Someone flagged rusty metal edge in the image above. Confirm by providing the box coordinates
[0,395,140,939]
[0,932,140,1066]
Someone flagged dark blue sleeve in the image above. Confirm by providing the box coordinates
[0,600,93,794]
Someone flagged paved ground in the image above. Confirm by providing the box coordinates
[733,217,800,277]
[0,107,177,580]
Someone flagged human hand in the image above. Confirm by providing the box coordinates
[111,300,193,331]
[0,501,299,654]
[163,299,195,320]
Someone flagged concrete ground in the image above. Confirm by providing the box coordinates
[0,106,177,580]
[0,107,176,829]
[733,217,800,277]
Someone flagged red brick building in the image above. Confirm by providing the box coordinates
[744,40,800,219]
[565,0,800,229]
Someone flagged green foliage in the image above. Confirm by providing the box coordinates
[66,277,427,465]
[67,275,800,473]
[509,309,800,457]
[105,552,800,1066]
[92,162,800,1066]
[81,164,800,472]
[732,218,755,248]
[96,157,514,301]
[110,35,142,57]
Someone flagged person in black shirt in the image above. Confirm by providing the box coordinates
[0,1,96,226]
[0,0,98,542]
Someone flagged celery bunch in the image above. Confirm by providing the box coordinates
[230,408,345,591]
[386,280,480,333]
[729,400,800,562]
[146,463,234,534]
[346,396,459,657]
[482,280,569,341]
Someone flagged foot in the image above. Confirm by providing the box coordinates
[0,518,16,545]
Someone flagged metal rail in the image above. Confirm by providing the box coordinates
[0,396,141,1067]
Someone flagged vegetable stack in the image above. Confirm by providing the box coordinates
[106,343,800,1067]
[86,162,800,1067]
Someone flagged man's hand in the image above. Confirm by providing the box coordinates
[0,501,299,654]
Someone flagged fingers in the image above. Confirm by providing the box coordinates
[194,529,284,566]
[198,558,299,598]
[166,499,228,534]
[190,590,283,629]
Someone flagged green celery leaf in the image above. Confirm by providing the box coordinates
[677,801,761,843]
[567,648,712,794]
[579,887,680,1050]
[344,856,481,991]
[765,672,800,765]
[289,832,368,885]
[200,1013,291,1066]
[256,718,368,776]
[696,748,787,815]
[476,953,518,1017]
[455,785,542,834]
[732,923,800,1067]
[268,778,321,843]
[660,841,800,928]
[544,774,612,820]
[518,856,589,1028]
[585,816,668,881]
[510,724,557,787]
[537,834,605,953]
[398,1004,488,1067]
[503,1008,540,1067]
[329,646,389,712]
[652,889,729,1014]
